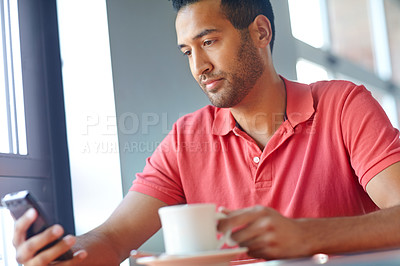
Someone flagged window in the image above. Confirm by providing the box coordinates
[384,0,400,86]
[287,0,400,128]
[0,0,27,155]
[296,59,330,84]
[288,0,326,48]
[327,0,375,73]
[0,207,16,266]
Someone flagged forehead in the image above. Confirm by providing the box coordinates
[175,0,232,44]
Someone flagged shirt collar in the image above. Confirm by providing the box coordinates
[212,77,315,135]
[212,108,235,135]
[282,77,315,128]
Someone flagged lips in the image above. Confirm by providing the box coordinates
[202,78,223,91]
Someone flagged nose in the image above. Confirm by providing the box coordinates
[191,49,213,78]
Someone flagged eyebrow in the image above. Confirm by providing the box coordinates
[178,28,220,49]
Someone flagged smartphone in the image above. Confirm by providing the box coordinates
[1,190,73,261]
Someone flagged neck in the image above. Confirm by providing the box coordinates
[230,70,286,149]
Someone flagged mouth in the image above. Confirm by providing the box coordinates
[202,78,224,92]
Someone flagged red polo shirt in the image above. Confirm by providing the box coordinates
[131,78,400,218]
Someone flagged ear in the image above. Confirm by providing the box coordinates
[249,15,272,48]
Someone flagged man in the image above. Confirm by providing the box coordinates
[12,0,400,265]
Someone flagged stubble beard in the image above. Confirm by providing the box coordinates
[202,30,265,108]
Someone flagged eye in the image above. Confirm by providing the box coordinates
[183,50,192,57]
[203,40,214,47]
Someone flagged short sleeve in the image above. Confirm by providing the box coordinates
[130,123,186,205]
[341,85,400,189]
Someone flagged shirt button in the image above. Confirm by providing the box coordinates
[253,156,260,163]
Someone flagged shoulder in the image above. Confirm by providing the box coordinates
[309,79,373,110]
[310,79,369,99]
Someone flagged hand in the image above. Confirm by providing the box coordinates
[13,208,87,265]
[218,206,310,260]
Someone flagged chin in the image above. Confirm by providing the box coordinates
[210,101,237,109]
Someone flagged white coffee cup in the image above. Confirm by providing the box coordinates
[158,203,234,255]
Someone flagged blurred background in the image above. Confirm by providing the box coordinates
[0,0,399,265]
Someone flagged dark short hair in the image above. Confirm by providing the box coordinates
[171,0,275,52]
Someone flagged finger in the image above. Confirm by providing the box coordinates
[247,246,276,260]
[13,208,37,247]
[131,250,161,259]
[29,235,76,265]
[49,250,88,265]
[246,240,289,261]
[71,249,88,262]
[16,224,64,264]
[238,232,280,260]
[217,206,232,214]
[218,206,274,233]
[232,216,273,244]
[240,231,275,251]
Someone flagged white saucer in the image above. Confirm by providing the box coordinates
[135,247,248,266]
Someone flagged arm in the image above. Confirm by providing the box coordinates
[218,161,400,260]
[13,191,167,265]
[74,191,167,264]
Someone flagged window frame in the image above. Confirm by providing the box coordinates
[0,0,74,234]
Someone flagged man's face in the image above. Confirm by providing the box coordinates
[175,0,264,108]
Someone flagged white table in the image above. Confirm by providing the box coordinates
[240,248,400,266]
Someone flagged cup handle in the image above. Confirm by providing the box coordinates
[216,212,237,248]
